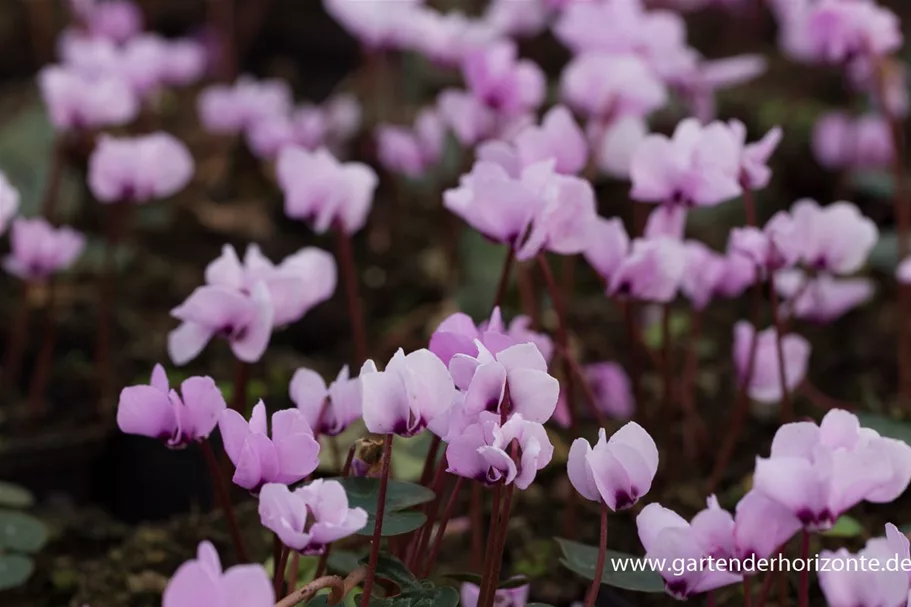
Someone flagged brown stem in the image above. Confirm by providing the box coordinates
[744,575,752,607]
[232,359,250,413]
[419,434,441,487]
[41,136,65,221]
[201,440,248,563]
[360,434,393,607]
[798,530,810,607]
[621,299,643,424]
[27,279,58,417]
[680,309,706,462]
[95,202,127,413]
[334,223,368,366]
[756,570,776,606]
[407,457,447,570]
[492,245,516,311]
[556,344,608,427]
[536,254,577,430]
[481,481,516,607]
[584,502,608,607]
[422,476,465,577]
[208,0,238,81]
[288,553,301,591]
[470,482,483,572]
[1,282,31,395]
[707,590,716,607]
[477,483,502,605]
[342,444,356,477]
[275,568,367,607]
[768,272,793,423]
[274,538,289,597]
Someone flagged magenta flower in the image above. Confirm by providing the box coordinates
[785,199,878,275]
[429,307,552,366]
[727,210,803,272]
[681,241,733,310]
[88,133,194,204]
[38,65,138,131]
[323,0,421,50]
[630,118,743,207]
[512,105,588,175]
[819,525,911,607]
[159,38,207,87]
[197,77,292,136]
[168,282,273,366]
[3,218,85,282]
[568,422,658,510]
[484,0,548,38]
[732,490,802,560]
[375,108,446,178]
[446,411,553,490]
[589,116,649,179]
[117,364,226,448]
[204,244,336,327]
[276,146,378,235]
[462,40,545,116]
[732,321,811,404]
[289,365,363,436]
[673,55,767,123]
[219,401,321,492]
[0,173,20,236]
[246,95,362,160]
[460,582,529,607]
[258,480,367,554]
[727,120,782,190]
[584,362,635,420]
[405,8,497,67]
[636,502,741,599]
[812,112,894,170]
[361,348,455,437]
[162,540,273,607]
[775,269,874,323]
[753,409,911,531]
[70,0,144,44]
[437,88,497,147]
[606,237,687,303]
[561,53,667,121]
[449,340,559,423]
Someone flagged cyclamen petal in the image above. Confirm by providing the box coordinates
[3,218,85,282]
[732,321,811,404]
[163,541,274,607]
[0,173,20,236]
[88,132,194,204]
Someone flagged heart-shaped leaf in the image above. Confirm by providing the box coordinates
[0,510,48,553]
[333,478,435,514]
[358,553,418,590]
[556,538,665,593]
[857,412,911,445]
[822,515,864,538]
[328,549,366,575]
[0,482,34,509]
[498,575,529,589]
[359,512,427,537]
[368,585,460,606]
[444,572,483,585]
[0,554,34,590]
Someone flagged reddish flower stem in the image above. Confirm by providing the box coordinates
[422,476,465,577]
[95,202,128,413]
[516,263,541,329]
[314,550,329,579]
[798,530,810,607]
[407,457,447,570]
[477,483,503,606]
[288,553,302,591]
[536,255,577,430]
[201,439,248,563]
[232,359,250,413]
[744,575,752,607]
[756,570,776,606]
[1,282,31,394]
[420,434,441,487]
[680,309,705,462]
[621,299,644,424]
[41,136,65,221]
[707,590,715,607]
[28,279,58,417]
[470,482,483,571]
[274,537,289,597]
[482,482,515,607]
[334,224,368,367]
[768,271,793,424]
[556,344,608,427]
[492,245,516,311]
[584,502,608,607]
[360,433,393,607]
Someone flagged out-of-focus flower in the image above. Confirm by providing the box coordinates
[437,88,497,147]
[589,116,650,179]
[732,321,811,404]
[812,112,894,170]
[673,54,767,123]
[460,582,530,607]
[88,133,194,204]
[484,0,548,38]
[197,76,292,136]
[289,365,363,436]
[562,53,668,121]
[774,269,874,323]
[0,173,20,236]
[323,0,422,50]
[514,105,588,175]
[606,237,687,303]
[405,8,498,67]
[462,40,546,116]
[162,541,274,607]
[3,218,85,282]
[584,362,635,420]
[39,65,138,131]
[376,108,446,178]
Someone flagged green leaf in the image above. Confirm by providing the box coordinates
[0,482,34,509]
[0,510,49,553]
[358,553,418,590]
[391,433,435,482]
[851,170,894,199]
[822,515,864,538]
[328,550,366,575]
[556,538,665,593]
[856,412,911,445]
[359,511,427,537]
[444,572,483,585]
[643,311,690,350]
[333,478,435,514]
[498,575,529,589]
[0,554,34,590]
[368,585,460,606]
[868,230,900,272]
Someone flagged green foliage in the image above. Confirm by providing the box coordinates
[328,550,366,575]
[868,230,900,272]
[821,515,864,538]
[851,170,894,199]
[0,483,47,590]
[356,553,459,606]
[0,482,34,509]
[333,477,434,537]
[556,538,665,593]
[361,511,427,537]
[856,412,911,445]
[0,555,34,591]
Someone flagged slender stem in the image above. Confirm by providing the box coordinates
[477,483,502,606]
[706,590,716,607]
[556,344,608,427]
[342,444,356,477]
[1,282,31,394]
[360,434,393,607]
[334,224,368,366]
[756,570,776,606]
[799,380,856,411]
[96,202,127,413]
[275,567,367,607]
[288,553,301,591]
[232,359,250,413]
[470,482,483,572]
[744,575,752,607]
[660,303,674,430]
[27,279,58,417]
[584,503,608,607]
[208,0,238,81]
[482,481,515,607]
[680,309,704,462]
[314,550,329,579]
[422,476,465,577]
[706,278,762,493]
[621,299,643,423]
[517,263,540,329]
[201,440,248,563]
[768,271,793,423]
[536,254,577,430]
[419,435,441,487]
[41,136,65,221]
[492,245,516,311]
[408,458,447,570]
[798,530,810,607]
[274,537,289,597]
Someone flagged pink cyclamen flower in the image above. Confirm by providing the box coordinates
[784,199,878,275]
[732,321,811,404]
[38,65,138,131]
[361,348,455,437]
[484,0,548,38]
[449,340,559,423]
[513,105,589,175]
[168,281,273,366]
[775,269,874,323]
[460,582,530,607]
[462,40,545,116]
[375,108,446,178]
[276,146,379,235]
[162,540,273,607]
[3,218,85,282]
[590,116,650,179]
[219,401,321,492]
[117,364,226,448]
[630,118,743,208]
[728,120,782,190]
[323,0,421,50]
[637,501,741,599]
[72,0,144,44]
[733,490,802,560]
[204,244,337,327]
[674,54,767,123]
[568,422,658,510]
[289,365,363,436]
[0,173,20,235]
[812,112,894,170]
[429,307,552,366]
[446,411,553,490]
[436,88,496,147]
[561,53,668,121]
[405,8,498,67]
[88,133,194,204]
[197,76,293,136]
[681,241,732,310]
[898,257,911,284]
[754,409,911,531]
[606,237,687,303]
[159,38,208,87]
[819,524,911,607]
[258,480,367,554]
[584,362,635,420]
